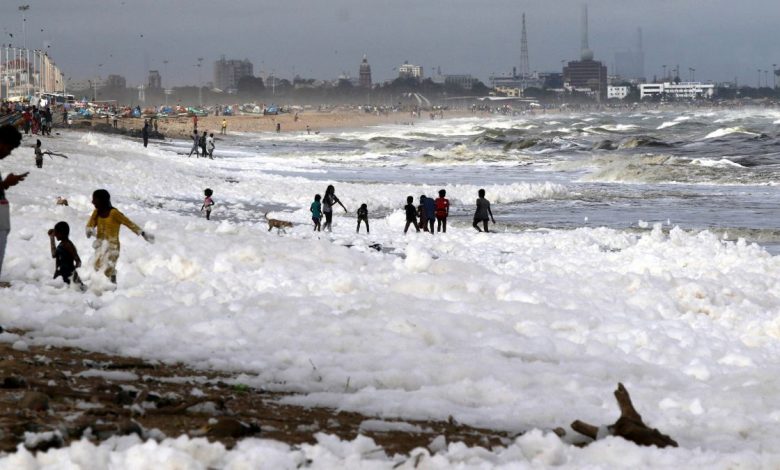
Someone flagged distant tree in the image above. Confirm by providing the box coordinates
[470,80,490,96]
[237,76,265,95]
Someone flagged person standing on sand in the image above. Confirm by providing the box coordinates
[193,115,198,132]
[276,122,281,133]
[221,118,227,135]
[0,125,28,287]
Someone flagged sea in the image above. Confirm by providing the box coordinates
[170,107,780,252]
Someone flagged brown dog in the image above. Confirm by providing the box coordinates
[265,213,293,233]
[56,197,69,206]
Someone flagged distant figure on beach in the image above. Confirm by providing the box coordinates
[188,130,199,157]
[112,114,118,129]
[417,195,429,233]
[34,139,44,168]
[434,189,450,233]
[0,125,27,287]
[404,196,420,234]
[472,188,495,233]
[153,118,158,133]
[310,194,322,232]
[207,133,215,159]
[322,184,347,232]
[48,221,83,287]
[193,115,198,132]
[276,122,281,133]
[142,120,150,148]
[201,188,214,220]
[86,189,153,284]
[357,203,369,233]
[221,118,227,135]
[306,125,311,135]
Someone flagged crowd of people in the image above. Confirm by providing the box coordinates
[304,185,496,235]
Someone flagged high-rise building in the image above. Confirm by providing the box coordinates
[614,28,645,81]
[562,5,607,100]
[147,70,162,90]
[214,56,254,92]
[359,54,372,88]
[398,62,423,80]
[105,74,126,89]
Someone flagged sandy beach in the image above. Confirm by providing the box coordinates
[112,110,462,139]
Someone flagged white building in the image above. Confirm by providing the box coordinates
[640,82,715,100]
[607,85,629,100]
[398,62,423,80]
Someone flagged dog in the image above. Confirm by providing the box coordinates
[55,197,69,206]
[264,212,293,233]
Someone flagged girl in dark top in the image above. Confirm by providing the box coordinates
[404,196,420,234]
[48,221,83,286]
[322,184,347,232]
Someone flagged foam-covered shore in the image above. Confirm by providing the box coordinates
[2,118,780,467]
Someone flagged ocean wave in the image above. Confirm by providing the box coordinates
[690,158,745,168]
[704,127,762,139]
[657,121,681,130]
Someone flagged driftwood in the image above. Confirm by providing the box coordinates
[571,383,678,448]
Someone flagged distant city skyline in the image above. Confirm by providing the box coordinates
[1,0,778,88]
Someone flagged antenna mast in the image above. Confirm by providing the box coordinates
[519,13,530,79]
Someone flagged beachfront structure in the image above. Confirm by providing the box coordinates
[445,74,477,90]
[214,56,253,93]
[607,86,629,100]
[147,70,162,90]
[0,46,65,100]
[398,62,423,80]
[640,82,715,100]
[563,59,608,99]
[359,55,372,88]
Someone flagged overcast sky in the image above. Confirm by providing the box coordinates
[1,0,777,87]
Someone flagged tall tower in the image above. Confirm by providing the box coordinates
[580,4,594,61]
[519,13,530,79]
[359,54,372,88]
[636,27,645,80]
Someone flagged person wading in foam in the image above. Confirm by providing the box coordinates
[86,189,154,284]
[472,188,496,233]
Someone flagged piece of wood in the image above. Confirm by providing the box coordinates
[570,383,678,448]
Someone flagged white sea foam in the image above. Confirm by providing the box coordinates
[2,121,780,466]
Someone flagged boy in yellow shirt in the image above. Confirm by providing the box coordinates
[86,189,153,283]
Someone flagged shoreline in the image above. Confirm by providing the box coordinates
[102,110,471,140]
